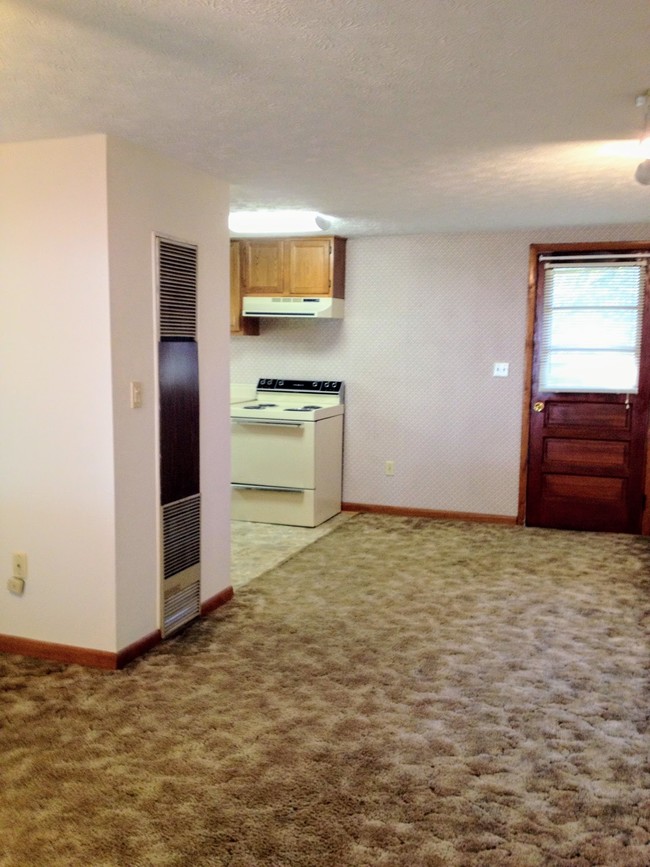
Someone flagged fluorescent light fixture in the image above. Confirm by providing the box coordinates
[228,210,331,234]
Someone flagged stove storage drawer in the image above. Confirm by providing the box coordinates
[231,486,326,527]
[231,418,317,488]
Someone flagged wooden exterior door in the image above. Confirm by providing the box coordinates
[525,244,650,534]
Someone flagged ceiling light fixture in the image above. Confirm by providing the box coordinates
[228,210,331,235]
[634,90,650,185]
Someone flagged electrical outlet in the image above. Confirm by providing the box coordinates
[8,577,25,596]
[493,362,509,377]
[385,460,395,476]
[12,553,27,578]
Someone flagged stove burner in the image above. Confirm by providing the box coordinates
[285,405,322,412]
[244,403,277,409]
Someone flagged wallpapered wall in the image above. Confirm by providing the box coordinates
[230,223,650,518]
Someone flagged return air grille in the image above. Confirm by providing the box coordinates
[163,579,200,636]
[158,238,197,338]
[162,495,200,580]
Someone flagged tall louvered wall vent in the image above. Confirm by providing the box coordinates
[158,238,198,339]
[156,234,201,639]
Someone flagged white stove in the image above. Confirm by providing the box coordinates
[231,379,345,527]
[231,379,345,422]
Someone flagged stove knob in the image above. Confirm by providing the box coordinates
[278,380,284,387]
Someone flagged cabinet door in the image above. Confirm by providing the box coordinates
[284,238,332,296]
[230,240,242,331]
[241,240,283,294]
[230,241,259,335]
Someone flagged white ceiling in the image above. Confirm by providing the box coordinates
[3,0,650,236]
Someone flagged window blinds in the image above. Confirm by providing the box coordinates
[538,256,647,393]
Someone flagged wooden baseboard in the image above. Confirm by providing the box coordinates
[116,630,161,669]
[0,634,119,670]
[0,587,235,671]
[201,585,234,614]
[342,502,517,525]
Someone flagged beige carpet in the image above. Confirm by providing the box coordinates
[1,514,650,866]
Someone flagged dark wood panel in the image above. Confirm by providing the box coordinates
[544,439,628,471]
[543,474,625,503]
[546,401,629,429]
[159,340,200,506]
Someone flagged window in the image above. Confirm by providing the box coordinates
[539,256,647,393]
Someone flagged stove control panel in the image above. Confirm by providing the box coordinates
[257,378,344,396]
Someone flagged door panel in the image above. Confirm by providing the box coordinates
[544,439,627,471]
[526,247,650,534]
[527,394,643,532]
[159,340,200,506]
[231,420,315,488]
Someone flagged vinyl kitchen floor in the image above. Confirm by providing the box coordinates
[231,511,357,589]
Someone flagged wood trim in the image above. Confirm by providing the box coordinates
[342,502,516,525]
[1,592,234,670]
[0,634,118,670]
[529,240,650,254]
[201,585,234,614]
[517,245,539,525]
[116,630,161,669]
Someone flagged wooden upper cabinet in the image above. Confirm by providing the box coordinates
[285,238,334,296]
[241,239,283,294]
[230,241,259,336]
[240,236,346,298]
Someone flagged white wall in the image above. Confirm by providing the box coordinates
[106,137,231,650]
[231,223,650,518]
[0,136,117,649]
[0,134,231,654]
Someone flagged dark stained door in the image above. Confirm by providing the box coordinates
[526,249,650,534]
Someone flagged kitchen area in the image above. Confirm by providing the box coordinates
[229,233,353,584]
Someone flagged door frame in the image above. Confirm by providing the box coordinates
[516,239,650,532]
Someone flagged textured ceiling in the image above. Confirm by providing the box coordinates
[3,0,650,236]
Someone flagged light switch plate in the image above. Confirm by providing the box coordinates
[130,381,143,408]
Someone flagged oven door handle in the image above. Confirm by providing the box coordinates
[232,484,305,493]
[231,419,305,428]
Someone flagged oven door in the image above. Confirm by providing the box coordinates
[231,418,316,489]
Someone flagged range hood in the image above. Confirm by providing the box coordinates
[242,296,344,319]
